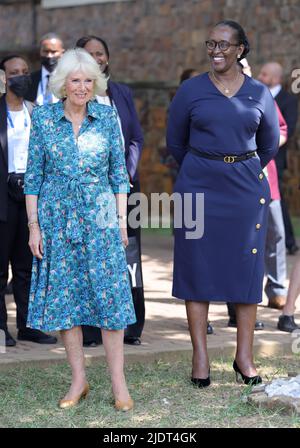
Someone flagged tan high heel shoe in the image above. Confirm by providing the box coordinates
[115,397,134,411]
[59,383,90,409]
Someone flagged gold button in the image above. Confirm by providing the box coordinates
[260,198,266,204]
[252,248,257,254]
[256,224,261,230]
[259,173,264,180]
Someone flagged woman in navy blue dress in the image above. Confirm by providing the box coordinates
[167,21,279,387]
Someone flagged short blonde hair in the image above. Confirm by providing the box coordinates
[49,48,107,98]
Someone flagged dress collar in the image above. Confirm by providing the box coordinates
[52,99,101,122]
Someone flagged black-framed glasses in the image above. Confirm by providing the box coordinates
[205,40,239,51]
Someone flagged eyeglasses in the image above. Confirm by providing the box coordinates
[205,40,239,51]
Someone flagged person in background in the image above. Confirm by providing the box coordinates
[0,55,57,346]
[256,65,289,312]
[263,102,288,311]
[0,69,5,95]
[11,32,65,306]
[25,32,65,105]
[277,256,300,332]
[179,69,200,84]
[1,70,14,297]
[76,35,144,347]
[258,62,299,256]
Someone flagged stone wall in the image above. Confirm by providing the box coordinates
[1,0,300,212]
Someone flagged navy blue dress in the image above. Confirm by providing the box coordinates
[166,73,280,304]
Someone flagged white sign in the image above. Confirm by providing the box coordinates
[127,263,138,288]
[42,0,132,8]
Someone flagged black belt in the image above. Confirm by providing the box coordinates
[189,147,257,163]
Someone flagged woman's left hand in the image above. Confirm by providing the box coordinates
[120,226,129,248]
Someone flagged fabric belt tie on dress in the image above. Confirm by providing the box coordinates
[189,146,257,163]
[44,174,100,244]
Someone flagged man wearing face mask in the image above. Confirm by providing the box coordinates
[0,55,57,346]
[25,32,65,105]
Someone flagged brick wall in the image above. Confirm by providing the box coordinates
[1,0,300,212]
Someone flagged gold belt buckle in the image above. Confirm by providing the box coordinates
[224,156,236,163]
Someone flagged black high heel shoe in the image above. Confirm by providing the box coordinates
[233,360,262,385]
[191,368,211,388]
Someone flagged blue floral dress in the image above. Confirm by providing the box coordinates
[24,100,136,331]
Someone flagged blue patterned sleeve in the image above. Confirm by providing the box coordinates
[108,108,130,194]
[24,107,45,195]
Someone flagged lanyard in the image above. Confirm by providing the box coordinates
[6,103,29,129]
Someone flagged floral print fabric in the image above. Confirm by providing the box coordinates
[24,100,136,331]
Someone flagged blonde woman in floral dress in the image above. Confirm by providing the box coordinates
[24,49,135,411]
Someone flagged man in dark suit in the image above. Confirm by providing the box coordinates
[25,32,64,105]
[258,62,299,256]
[0,55,57,346]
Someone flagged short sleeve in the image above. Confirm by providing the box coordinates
[24,107,45,195]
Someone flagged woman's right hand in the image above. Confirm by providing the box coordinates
[28,224,44,260]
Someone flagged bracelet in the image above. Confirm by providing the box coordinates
[117,214,127,221]
[28,221,39,228]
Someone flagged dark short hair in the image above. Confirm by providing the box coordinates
[0,54,26,72]
[180,68,198,84]
[75,35,110,59]
[40,32,64,47]
[215,20,250,61]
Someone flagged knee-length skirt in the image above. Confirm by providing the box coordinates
[26,179,136,332]
[172,151,270,303]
